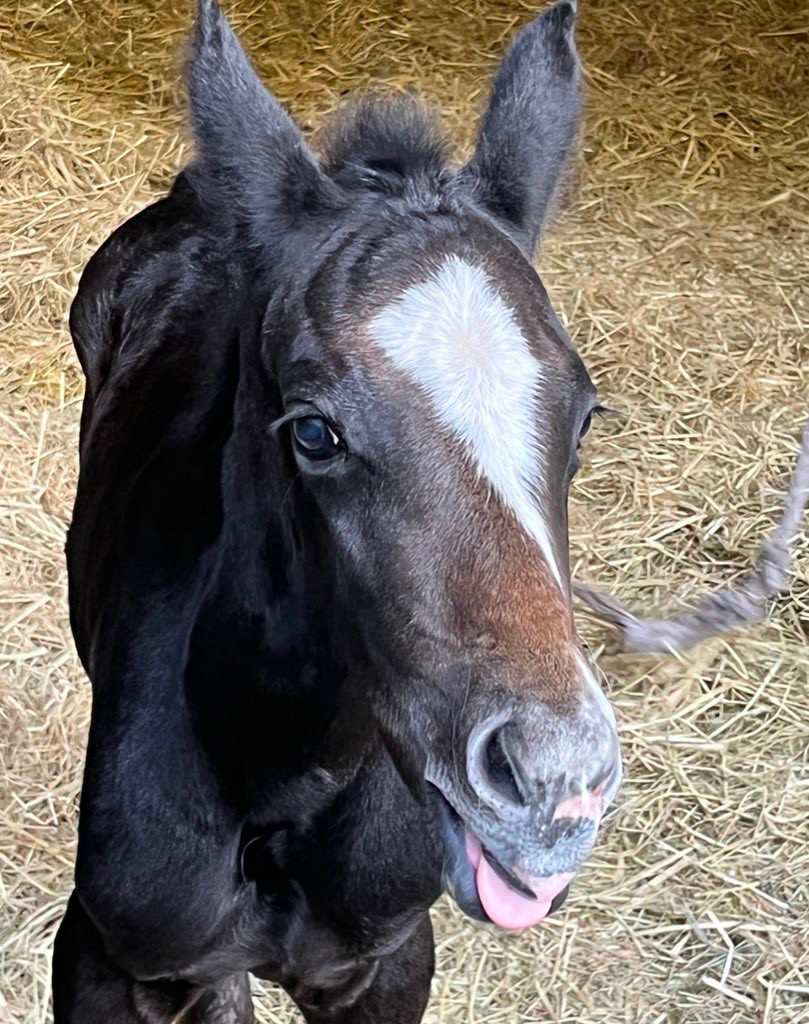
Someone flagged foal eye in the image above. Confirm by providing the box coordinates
[577,404,605,447]
[577,412,593,448]
[292,416,342,461]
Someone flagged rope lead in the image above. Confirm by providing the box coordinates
[573,417,809,654]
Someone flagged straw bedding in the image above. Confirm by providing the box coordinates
[0,0,806,1021]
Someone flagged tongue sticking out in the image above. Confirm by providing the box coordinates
[476,856,574,929]
[465,834,574,930]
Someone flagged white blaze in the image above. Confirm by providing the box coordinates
[369,255,561,587]
[576,651,617,728]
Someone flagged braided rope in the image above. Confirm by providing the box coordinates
[573,417,809,655]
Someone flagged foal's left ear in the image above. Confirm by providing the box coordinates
[455,0,582,257]
[187,0,338,239]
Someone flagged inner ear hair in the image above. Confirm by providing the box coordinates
[454,0,582,257]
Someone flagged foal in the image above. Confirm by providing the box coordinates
[54,1,621,1020]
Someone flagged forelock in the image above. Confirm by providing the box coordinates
[317,93,453,204]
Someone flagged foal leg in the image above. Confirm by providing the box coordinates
[53,892,192,1023]
[52,891,254,1024]
[289,914,435,1024]
[182,975,255,1024]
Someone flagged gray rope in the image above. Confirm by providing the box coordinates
[573,417,809,655]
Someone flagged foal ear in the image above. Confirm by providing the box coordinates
[456,0,582,257]
[187,0,338,238]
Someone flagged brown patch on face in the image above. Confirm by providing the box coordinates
[444,460,579,710]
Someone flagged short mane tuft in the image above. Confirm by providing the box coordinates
[317,93,453,200]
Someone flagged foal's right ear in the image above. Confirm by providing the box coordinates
[187,0,339,240]
[455,0,582,258]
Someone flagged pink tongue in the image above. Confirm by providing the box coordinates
[466,836,573,930]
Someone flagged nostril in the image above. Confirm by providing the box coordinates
[483,727,529,807]
[587,734,622,794]
[587,761,614,792]
[593,761,618,790]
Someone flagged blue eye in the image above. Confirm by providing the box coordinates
[292,416,342,461]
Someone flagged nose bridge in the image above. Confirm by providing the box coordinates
[451,495,578,698]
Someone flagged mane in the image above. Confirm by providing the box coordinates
[316,93,454,202]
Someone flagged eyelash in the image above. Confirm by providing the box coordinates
[578,404,607,446]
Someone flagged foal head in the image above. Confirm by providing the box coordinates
[189,0,621,930]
